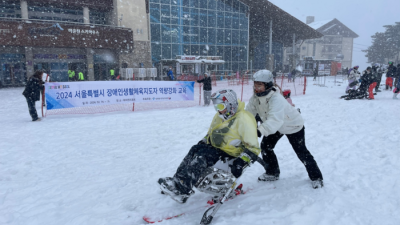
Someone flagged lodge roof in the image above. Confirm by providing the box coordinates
[308,18,359,38]
[242,0,323,47]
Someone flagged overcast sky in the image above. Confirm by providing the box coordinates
[269,0,400,69]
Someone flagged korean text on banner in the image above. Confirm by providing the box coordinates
[44,81,195,110]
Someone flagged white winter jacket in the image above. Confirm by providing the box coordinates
[245,90,304,136]
[348,69,361,80]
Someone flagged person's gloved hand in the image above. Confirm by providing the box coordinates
[230,152,252,178]
[359,79,362,82]
[230,157,247,178]
[255,114,262,123]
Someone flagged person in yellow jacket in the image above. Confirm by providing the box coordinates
[78,72,84,81]
[110,69,115,80]
[68,70,75,81]
[158,89,260,203]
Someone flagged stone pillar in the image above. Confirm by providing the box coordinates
[20,0,28,20]
[110,0,119,26]
[269,20,273,55]
[267,20,274,71]
[266,54,274,71]
[83,7,90,24]
[86,49,94,81]
[25,47,34,75]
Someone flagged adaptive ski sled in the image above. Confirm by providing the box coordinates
[146,149,268,224]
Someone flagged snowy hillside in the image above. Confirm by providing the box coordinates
[0,77,399,225]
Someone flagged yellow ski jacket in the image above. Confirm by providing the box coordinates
[206,100,261,158]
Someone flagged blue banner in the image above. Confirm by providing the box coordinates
[44,81,195,110]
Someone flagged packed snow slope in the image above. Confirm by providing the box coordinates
[0,77,399,225]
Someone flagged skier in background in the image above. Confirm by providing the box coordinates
[313,68,318,81]
[78,71,85,81]
[385,62,396,90]
[291,68,297,82]
[362,67,377,100]
[167,67,174,81]
[374,64,383,92]
[22,70,44,122]
[272,69,278,83]
[110,68,115,80]
[68,68,75,81]
[393,64,400,99]
[158,89,260,203]
[196,72,212,106]
[394,64,400,92]
[246,70,324,189]
[346,66,360,93]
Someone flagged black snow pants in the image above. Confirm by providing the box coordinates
[173,143,232,194]
[26,97,39,121]
[375,74,382,91]
[260,126,323,181]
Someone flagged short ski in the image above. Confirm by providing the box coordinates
[143,184,248,224]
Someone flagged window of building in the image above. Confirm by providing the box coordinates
[312,42,316,56]
[0,0,21,18]
[89,11,108,25]
[28,4,83,23]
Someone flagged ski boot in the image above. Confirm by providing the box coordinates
[311,179,324,189]
[393,93,398,100]
[158,177,193,204]
[258,173,279,182]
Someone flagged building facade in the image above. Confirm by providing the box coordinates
[149,0,250,75]
[0,0,151,87]
[284,17,358,70]
[1,0,322,86]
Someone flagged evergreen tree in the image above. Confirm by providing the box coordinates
[364,22,400,64]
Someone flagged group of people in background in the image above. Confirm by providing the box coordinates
[68,69,85,81]
[68,68,118,81]
[340,62,400,100]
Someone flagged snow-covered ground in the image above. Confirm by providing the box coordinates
[0,77,399,225]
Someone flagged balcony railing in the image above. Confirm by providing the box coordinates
[0,16,131,32]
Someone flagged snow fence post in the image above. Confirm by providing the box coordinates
[199,83,202,106]
[132,73,135,112]
[241,74,244,101]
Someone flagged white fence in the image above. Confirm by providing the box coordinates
[120,68,157,80]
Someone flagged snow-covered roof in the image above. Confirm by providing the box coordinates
[307,19,334,30]
[307,18,358,38]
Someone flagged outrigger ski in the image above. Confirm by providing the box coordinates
[143,184,246,224]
